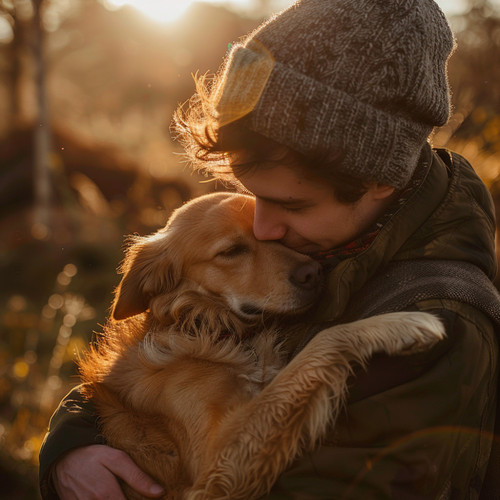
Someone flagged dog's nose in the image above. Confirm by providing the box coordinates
[289,261,322,290]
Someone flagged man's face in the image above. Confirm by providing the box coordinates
[236,164,395,254]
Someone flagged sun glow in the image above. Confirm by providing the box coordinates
[102,0,470,27]
[104,0,194,24]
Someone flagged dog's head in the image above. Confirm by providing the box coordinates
[112,192,323,331]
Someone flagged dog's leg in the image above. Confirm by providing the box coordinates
[186,311,444,500]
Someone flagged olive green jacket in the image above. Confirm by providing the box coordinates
[265,145,499,499]
[39,145,499,499]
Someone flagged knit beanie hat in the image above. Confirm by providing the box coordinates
[213,0,456,188]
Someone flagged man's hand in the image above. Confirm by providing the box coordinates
[53,444,165,500]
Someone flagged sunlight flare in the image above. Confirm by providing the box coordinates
[104,0,194,23]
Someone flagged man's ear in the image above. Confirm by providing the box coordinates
[112,235,179,321]
[370,183,396,200]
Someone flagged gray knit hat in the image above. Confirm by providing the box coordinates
[213,0,456,188]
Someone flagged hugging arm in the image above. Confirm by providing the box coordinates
[39,386,164,500]
[39,386,104,499]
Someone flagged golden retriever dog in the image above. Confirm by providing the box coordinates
[79,192,444,500]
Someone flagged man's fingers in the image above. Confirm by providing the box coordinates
[54,445,129,500]
[101,447,165,498]
[53,445,164,500]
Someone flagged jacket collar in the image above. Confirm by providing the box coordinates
[312,143,450,322]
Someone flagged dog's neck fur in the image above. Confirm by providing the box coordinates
[148,287,264,341]
[138,290,285,394]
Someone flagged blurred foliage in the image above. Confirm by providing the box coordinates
[433,0,500,184]
[0,0,499,498]
[447,0,500,147]
[0,1,264,497]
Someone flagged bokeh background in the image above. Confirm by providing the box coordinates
[0,0,499,497]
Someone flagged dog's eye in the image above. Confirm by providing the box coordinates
[216,244,249,258]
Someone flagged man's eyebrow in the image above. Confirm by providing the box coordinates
[256,194,310,205]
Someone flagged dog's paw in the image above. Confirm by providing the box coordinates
[378,312,446,355]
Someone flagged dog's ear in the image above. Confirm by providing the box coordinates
[112,234,179,321]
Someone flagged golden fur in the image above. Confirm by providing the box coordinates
[79,192,445,499]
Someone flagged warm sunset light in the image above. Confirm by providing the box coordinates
[104,0,194,23]
[103,0,260,23]
[102,0,479,25]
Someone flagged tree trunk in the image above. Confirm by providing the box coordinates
[32,0,52,239]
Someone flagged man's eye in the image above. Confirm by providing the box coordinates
[282,205,305,213]
[217,244,249,258]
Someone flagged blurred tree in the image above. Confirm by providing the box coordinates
[0,0,26,123]
[0,0,22,119]
[447,0,500,152]
[0,0,55,237]
[32,0,52,238]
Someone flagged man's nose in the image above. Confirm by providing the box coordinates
[253,200,287,241]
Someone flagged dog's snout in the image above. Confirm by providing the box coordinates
[289,261,322,290]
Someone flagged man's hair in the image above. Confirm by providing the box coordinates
[173,77,368,204]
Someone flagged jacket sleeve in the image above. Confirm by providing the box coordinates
[261,305,498,500]
[39,385,106,500]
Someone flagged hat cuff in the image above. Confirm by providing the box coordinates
[217,45,433,188]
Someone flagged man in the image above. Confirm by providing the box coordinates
[40,0,500,498]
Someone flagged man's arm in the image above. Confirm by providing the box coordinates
[39,386,105,498]
[39,386,165,500]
